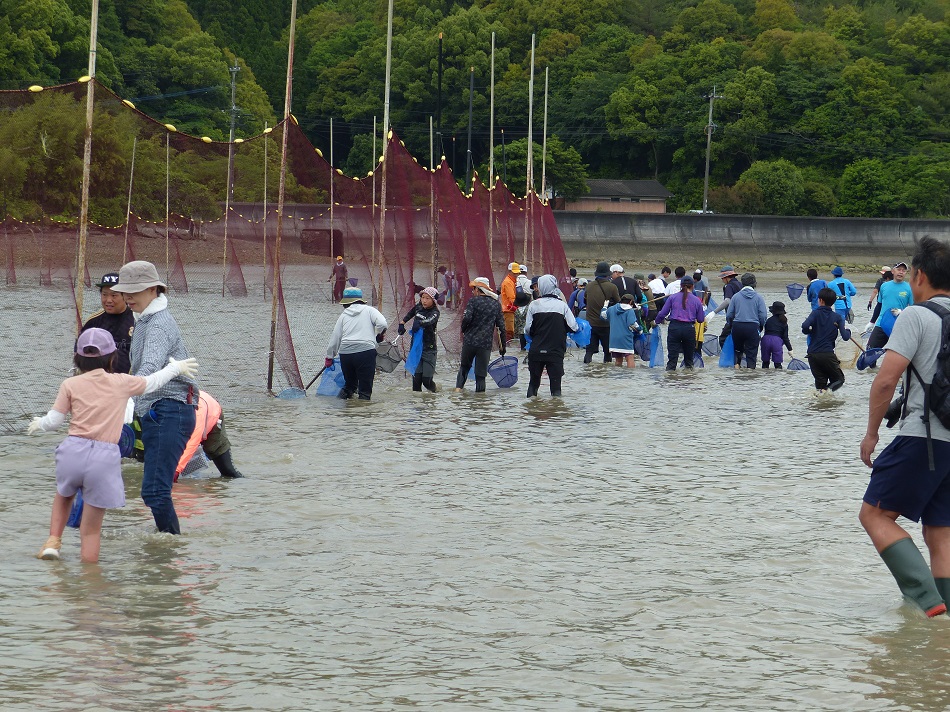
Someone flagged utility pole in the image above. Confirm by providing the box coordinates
[702,85,723,214]
[227,63,240,201]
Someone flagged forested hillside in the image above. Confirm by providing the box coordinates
[3,0,949,216]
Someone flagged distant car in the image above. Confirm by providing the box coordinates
[687,209,715,214]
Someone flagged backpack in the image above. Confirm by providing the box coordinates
[834,281,855,323]
[894,300,950,469]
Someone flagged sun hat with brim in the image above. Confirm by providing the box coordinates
[469,277,491,289]
[76,327,116,356]
[340,287,364,305]
[95,272,120,289]
[111,261,166,293]
[769,301,786,315]
[719,265,737,278]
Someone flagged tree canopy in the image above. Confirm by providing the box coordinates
[2,0,949,217]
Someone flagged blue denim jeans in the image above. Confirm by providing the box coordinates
[141,399,196,534]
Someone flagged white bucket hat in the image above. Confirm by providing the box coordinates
[111,261,166,293]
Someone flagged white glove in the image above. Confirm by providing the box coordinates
[124,398,135,424]
[169,357,199,378]
[27,417,43,435]
[704,312,716,323]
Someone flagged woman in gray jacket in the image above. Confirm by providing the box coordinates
[112,261,197,535]
[325,287,388,400]
[725,273,768,368]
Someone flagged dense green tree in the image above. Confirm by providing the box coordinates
[736,159,804,214]
[838,159,893,217]
[1,0,949,219]
[485,136,589,199]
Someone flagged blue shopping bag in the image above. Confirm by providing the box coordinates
[316,359,346,396]
[649,326,664,368]
[718,334,735,367]
[404,327,424,374]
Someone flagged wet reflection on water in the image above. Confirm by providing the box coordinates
[3,279,949,709]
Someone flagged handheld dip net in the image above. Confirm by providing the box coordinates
[0,80,571,415]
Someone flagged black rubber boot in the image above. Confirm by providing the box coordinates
[212,450,244,478]
[880,538,946,616]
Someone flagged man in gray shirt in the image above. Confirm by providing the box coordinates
[859,236,950,618]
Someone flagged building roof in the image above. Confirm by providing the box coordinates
[585,179,672,199]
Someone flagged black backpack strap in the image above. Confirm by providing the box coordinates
[903,300,950,470]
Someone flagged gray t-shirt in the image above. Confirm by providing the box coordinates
[886,295,950,442]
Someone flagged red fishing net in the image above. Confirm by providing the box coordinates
[0,79,569,405]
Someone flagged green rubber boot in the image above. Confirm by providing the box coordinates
[880,538,947,617]
[935,578,950,608]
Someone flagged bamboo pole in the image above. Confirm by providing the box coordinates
[524,34,534,273]
[263,122,269,297]
[122,137,136,263]
[74,0,99,327]
[377,0,395,311]
[488,32,495,268]
[165,131,170,282]
[329,117,334,260]
[267,0,298,393]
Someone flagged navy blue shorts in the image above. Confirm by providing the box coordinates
[863,435,950,525]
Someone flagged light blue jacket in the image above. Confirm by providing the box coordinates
[725,287,767,329]
[827,277,857,311]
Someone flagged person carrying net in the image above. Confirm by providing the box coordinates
[455,278,506,393]
[398,287,441,393]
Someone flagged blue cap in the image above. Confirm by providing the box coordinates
[832,266,843,277]
[340,287,364,304]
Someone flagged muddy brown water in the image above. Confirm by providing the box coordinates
[3,269,949,711]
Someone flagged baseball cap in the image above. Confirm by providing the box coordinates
[894,261,908,269]
[340,287,364,305]
[880,266,891,274]
[76,327,117,356]
[508,262,521,274]
[693,268,703,276]
[96,272,120,289]
[610,264,623,273]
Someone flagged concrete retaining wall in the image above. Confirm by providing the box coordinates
[554,212,950,265]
